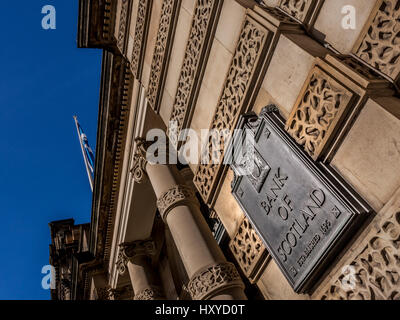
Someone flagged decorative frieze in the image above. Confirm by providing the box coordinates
[186,262,245,300]
[193,13,271,204]
[131,0,153,79]
[229,218,270,284]
[147,0,181,112]
[156,185,199,221]
[168,0,223,147]
[321,209,400,300]
[353,0,400,82]
[117,0,131,55]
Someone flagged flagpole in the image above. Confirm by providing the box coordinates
[73,115,94,192]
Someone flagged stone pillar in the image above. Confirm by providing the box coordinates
[132,139,247,300]
[116,239,165,300]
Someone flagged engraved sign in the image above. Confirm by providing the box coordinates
[230,106,373,293]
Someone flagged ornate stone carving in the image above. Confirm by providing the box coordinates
[354,0,400,81]
[257,4,299,25]
[147,0,180,111]
[107,285,134,300]
[340,55,386,81]
[278,0,316,22]
[229,218,270,283]
[131,0,152,78]
[156,185,199,221]
[95,286,111,300]
[121,240,156,259]
[321,210,400,300]
[286,66,353,160]
[116,250,129,275]
[187,262,245,300]
[117,0,131,55]
[116,239,156,275]
[193,15,269,204]
[131,138,149,183]
[168,0,222,147]
[134,286,164,300]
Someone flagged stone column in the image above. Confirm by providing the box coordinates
[132,139,247,300]
[116,239,165,300]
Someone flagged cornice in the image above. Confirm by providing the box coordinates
[78,0,118,49]
[89,50,133,268]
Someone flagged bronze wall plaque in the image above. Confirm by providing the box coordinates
[230,106,373,293]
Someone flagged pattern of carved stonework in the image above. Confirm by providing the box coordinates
[354,0,400,80]
[134,286,164,300]
[116,250,129,275]
[258,4,299,25]
[96,287,111,300]
[229,218,269,283]
[187,262,245,300]
[147,0,179,111]
[121,240,156,259]
[322,210,400,300]
[193,16,268,203]
[168,0,220,147]
[286,67,352,160]
[116,239,156,275]
[341,55,386,81]
[107,285,134,300]
[131,138,150,183]
[156,185,199,221]
[279,0,315,22]
[131,0,152,78]
[103,0,113,40]
[117,0,130,54]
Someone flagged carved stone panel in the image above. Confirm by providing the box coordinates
[193,13,271,205]
[279,0,315,22]
[168,0,222,147]
[131,0,153,79]
[117,0,132,55]
[147,0,181,112]
[277,0,323,25]
[286,65,354,160]
[230,108,372,293]
[230,217,270,284]
[321,208,400,300]
[353,0,400,82]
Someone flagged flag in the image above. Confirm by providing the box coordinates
[73,116,95,191]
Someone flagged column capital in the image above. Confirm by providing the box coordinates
[131,138,150,183]
[134,285,164,300]
[107,284,133,300]
[156,184,199,221]
[186,262,245,300]
[116,239,156,275]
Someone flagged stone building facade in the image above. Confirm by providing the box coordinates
[49,0,400,300]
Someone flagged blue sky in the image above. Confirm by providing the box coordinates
[0,1,101,299]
